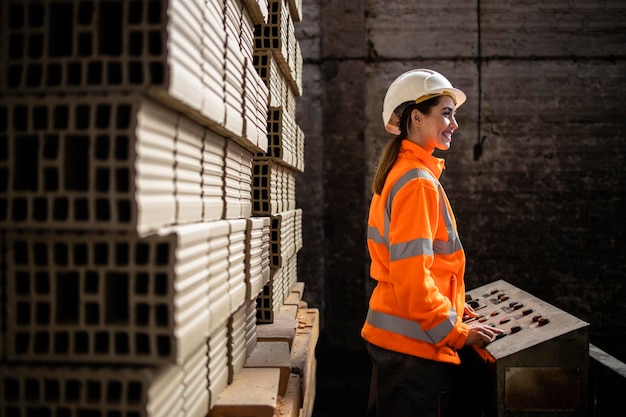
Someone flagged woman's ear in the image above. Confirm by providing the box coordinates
[412,110,421,124]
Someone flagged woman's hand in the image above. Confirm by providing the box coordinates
[465,322,505,347]
[463,302,478,321]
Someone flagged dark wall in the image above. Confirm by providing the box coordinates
[296,0,626,365]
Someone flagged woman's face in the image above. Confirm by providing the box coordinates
[412,96,459,152]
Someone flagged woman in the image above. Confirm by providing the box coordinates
[362,69,503,417]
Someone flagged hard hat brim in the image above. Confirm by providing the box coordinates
[385,113,401,135]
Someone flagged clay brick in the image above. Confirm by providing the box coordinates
[210,367,280,417]
[245,341,292,396]
[273,374,302,417]
[257,319,298,349]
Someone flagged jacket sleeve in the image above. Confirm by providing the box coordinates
[387,177,465,346]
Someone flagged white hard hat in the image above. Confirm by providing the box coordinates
[382,68,467,135]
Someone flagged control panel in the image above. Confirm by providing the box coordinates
[463,280,590,417]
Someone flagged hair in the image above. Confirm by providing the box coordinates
[371,96,442,194]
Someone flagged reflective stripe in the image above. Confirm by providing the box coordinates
[390,237,432,261]
[367,225,385,244]
[435,184,463,254]
[366,307,458,344]
[367,168,463,256]
[434,237,462,254]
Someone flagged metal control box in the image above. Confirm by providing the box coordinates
[464,280,590,417]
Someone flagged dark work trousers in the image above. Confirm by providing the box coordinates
[365,341,457,417]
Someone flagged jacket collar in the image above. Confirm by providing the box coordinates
[399,139,445,179]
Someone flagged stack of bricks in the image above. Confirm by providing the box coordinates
[252,0,304,328]
[0,1,315,417]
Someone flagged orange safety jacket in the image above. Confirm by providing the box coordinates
[362,139,469,364]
